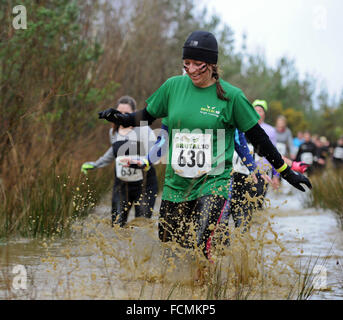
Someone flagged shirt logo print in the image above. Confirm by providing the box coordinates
[200,105,220,117]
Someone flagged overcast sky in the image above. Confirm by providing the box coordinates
[205,0,343,103]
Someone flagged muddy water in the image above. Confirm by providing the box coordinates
[265,184,343,299]
[1,185,343,300]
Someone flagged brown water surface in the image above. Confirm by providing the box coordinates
[1,184,342,300]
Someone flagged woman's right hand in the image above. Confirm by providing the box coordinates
[98,108,123,123]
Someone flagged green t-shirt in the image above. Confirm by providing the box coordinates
[147,75,259,202]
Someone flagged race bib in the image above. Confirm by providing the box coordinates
[276,142,287,156]
[333,147,343,160]
[115,156,143,182]
[171,132,212,178]
[300,152,314,165]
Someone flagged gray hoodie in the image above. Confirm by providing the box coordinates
[87,126,157,169]
[276,127,295,157]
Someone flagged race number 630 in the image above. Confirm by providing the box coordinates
[172,132,212,178]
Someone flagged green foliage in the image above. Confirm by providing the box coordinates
[267,101,284,124]
[81,81,120,105]
[221,53,315,132]
[0,0,110,142]
[283,108,308,133]
[311,91,343,141]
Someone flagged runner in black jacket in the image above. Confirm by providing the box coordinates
[295,131,317,176]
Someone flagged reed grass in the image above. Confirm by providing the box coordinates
[308,168,343,228]
[0,115,114,239]
[0,163,112,239]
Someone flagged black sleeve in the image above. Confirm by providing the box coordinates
[121,107,157,127]
[244,123,285,170]
[295,145,302,162]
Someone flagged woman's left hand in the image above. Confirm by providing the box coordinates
[280,166,312,192]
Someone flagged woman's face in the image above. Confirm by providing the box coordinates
[117,103,133,114]
[304,132,311,142]
[254,106,265,124]
[276,118,286,132]
[183,59,214,88]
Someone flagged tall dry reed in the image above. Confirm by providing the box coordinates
[308,168,343,228]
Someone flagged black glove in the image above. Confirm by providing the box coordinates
[280,166,312,192]
[125,157,149,171]
[127,162,146,170]
[98,108,128,124]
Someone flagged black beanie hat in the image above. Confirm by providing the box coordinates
[182,30,218,64]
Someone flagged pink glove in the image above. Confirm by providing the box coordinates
[291,161,309,174]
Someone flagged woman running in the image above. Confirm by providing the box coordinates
[81,96,158,227]
[125,124,308,235]
[295,131,318,176]
[275,115,295,159]
[98,31,312,258]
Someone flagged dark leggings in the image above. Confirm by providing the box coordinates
[229,172,266,231]
[112,181,158,227]
[158,195,226,259]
